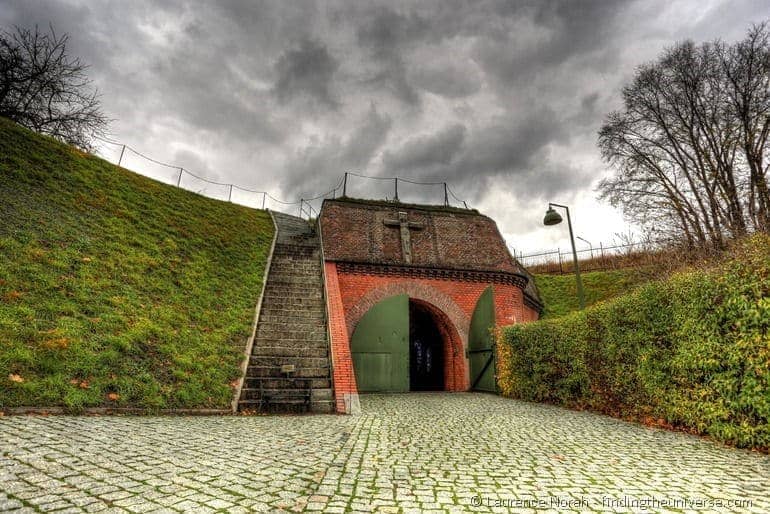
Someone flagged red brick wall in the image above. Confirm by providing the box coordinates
[324,262,356,413]
[320,200,523,273]
[325,262,541,413]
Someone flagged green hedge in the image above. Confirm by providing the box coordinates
[498,234,770,450]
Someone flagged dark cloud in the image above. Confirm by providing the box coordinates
[273,39,340,109]
[472,0,630,88]
[355,6,429,59]
[2,0,768,249]
[342,103,393,167]
[282,103,392,195]
[383,124,466,174]
[382,108,573,204]
[454,110,567,179]
[409,64,482,99]
[355,6,429,106]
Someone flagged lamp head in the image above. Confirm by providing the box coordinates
[543,207,563,226]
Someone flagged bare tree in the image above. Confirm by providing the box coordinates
[0,25,108,151]
[598,22,770,247]
[721,23,770,231]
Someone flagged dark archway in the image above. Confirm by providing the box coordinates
[409,300,445,391]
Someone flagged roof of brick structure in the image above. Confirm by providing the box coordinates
[318,198,542,309]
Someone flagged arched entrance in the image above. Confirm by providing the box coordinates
[350,295,464,392]
[409,300,445,391]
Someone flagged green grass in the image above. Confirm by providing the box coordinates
[0,118,274,411]
[534,269,652,317]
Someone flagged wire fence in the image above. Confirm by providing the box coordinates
[514,238,671,274]
[93,137,469,219]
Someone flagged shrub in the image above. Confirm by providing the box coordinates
[498,234,770,450]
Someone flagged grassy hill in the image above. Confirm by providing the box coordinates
[534,269,653,317]
[0,118,274,411]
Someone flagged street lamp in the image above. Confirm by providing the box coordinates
[543,203,586,310]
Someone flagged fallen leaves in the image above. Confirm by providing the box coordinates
[3,290,23,301]
[70,379,90,389]
[43,337,70,350]
[107,393,120,401]
[641,416,674,430]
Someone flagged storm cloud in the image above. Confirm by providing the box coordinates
[273,39,340,109]
[1,0,768,250]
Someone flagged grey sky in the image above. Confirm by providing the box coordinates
[2,0,768,253]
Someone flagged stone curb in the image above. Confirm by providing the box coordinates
[2,407,231,416]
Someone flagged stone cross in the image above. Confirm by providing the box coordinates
[383,211,425,264]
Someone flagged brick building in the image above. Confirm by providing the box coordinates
[319,198,542,414]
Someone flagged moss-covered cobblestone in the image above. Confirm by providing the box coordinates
[1,394,768,512]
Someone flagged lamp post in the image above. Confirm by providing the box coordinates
[543,203,586,310]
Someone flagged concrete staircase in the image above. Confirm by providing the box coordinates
[238,212,334,413]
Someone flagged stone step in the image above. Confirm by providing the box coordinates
[240,387,333,402]
[260,300,324,309]
[254,335,329,345]
[267,267,322,276]
[272,259,319,266]
[260,298,324,306]
[255,303,326,316]
[269,261,321,268]
[253,346,329,358]
[245,377,331,389]
[255,337,327,349]
[262,287,323,295]
[270,252,318,259]
[259,296,323,306]
[266,273,321,281]
[259,307,325,318]
[249,355,330,368]
[264,280,321,289]
[262,290,322,300]
[273,248,319,257]
[257,318,326,329]
[262,288,322,298]
[238,398,334,414]
[266,273,320,283]
[256,324,326,342]
[270,256,320,262]
[274,240,320,247]
[246,365,330,378]
[261,291,324,299]
[267,277,324,285]
[256,315,325,327]
[253,338,329,350]
[257,319,326,330]
[271,260,320,268]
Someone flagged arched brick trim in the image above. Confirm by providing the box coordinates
[345,280,471,347]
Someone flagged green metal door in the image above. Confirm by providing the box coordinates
[351,294,409,392]
[468,286,496,392]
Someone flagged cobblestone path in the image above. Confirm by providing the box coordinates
[1,393,768,513]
